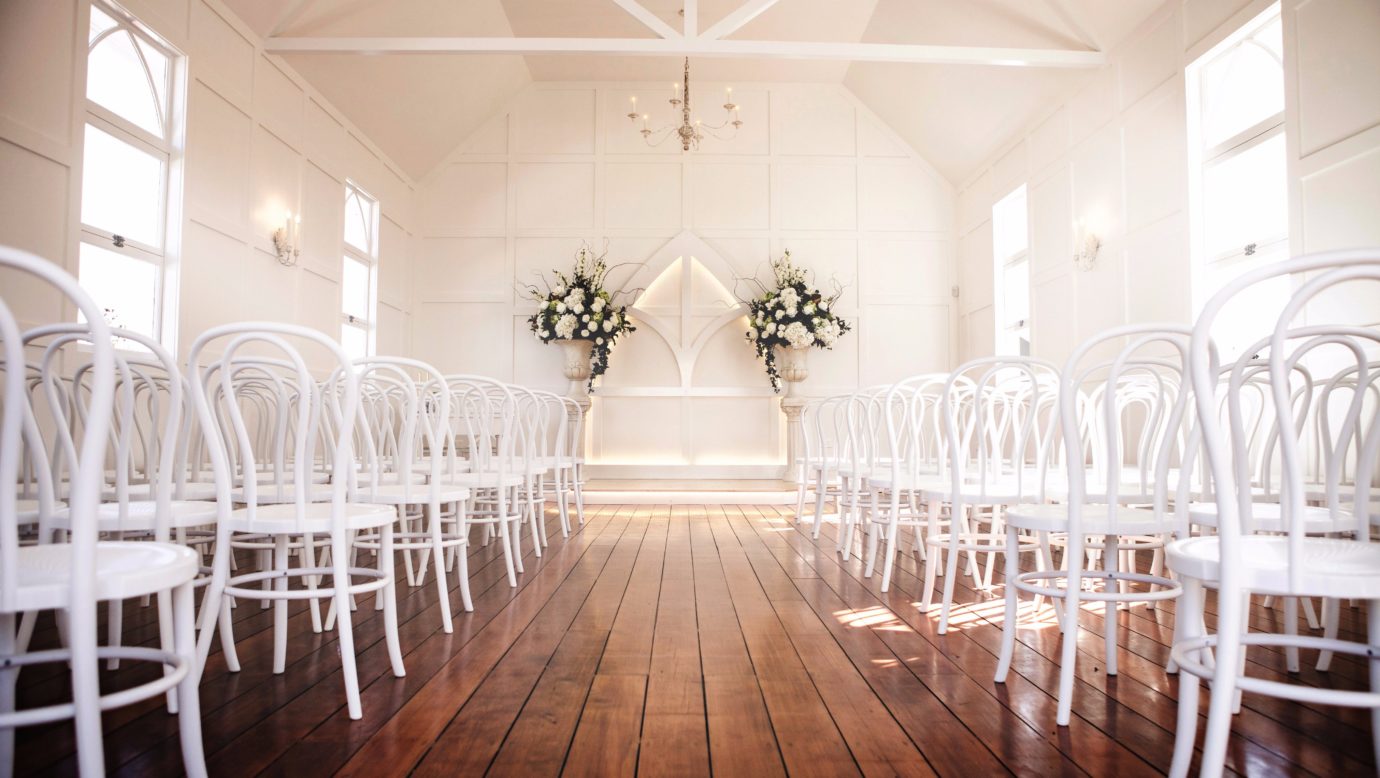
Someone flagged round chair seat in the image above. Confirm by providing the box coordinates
[226,502,396,534]
[920,478,1032,505]
[1005,502,1170,534]
[438,472,525,489]
[352,484,471,505]
[231,487,335,504]
[105,481,219,502]
[1167,535,1380,598]
[51,499,218,532]
[866,471,948,492]
[1185,501,1356,534]
[12,541,199,611]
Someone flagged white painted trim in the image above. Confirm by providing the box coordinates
[611,0,681,40]
[699,0,782,40]
[264,36,1108,67]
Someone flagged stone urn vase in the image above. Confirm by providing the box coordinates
[561,338,595,397]
[773,344,810,397]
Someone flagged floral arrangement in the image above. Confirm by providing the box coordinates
[525,245,637,389]
[741,250,851,392]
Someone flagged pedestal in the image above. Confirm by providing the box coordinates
[566,395,591,461]
[781,396,806,485]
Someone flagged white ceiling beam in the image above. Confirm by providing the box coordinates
[700,0,782,41]
[611,0,681,39]
[263,36,1108,67]
[684,0,698,38]
[1039,0,1102,51]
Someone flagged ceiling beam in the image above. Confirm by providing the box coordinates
[263,36,1107,67]
[699,0,782,41]
[683,0,698,38]
[611,0,681,39]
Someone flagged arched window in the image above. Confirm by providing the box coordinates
[1187,4,1287,358]
[78,1,181,343]
[341,181,379,360]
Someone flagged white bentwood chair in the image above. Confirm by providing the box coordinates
[0,246,204,777]
[1168,249,1380,777]
[996,325,1192,726]
[189,324,403,721]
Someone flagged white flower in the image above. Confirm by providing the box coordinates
[783,321,814,349]
[602,319,614,332]
[556,302,567,313]
[765,321,777,335]
[582,314,590,322]
[555,314,577,339]
[553,285,566,297]
[581,328,590,336]
[774,310,785,320]
[596,337,605,344]
[816,320,841,347]
[573,302,585,314]
[804,302,816,315]
[592,298,605,312]
[785,305,798,317]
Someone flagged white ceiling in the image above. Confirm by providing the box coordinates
[223,0,1164,184]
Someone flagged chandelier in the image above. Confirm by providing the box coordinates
[627,58,741,151]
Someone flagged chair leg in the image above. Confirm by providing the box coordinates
[1168,576,1204,778]
[1055,535,1084,727]
[1317,597,1341,671]
[0,612,15,774]
[1104,533,1119,678]
[173,582,208,778]
[303,532,322,633]
[811,480,828,539]
[1283,597,1301,673]
[1198,583,1244,778]
[1368,599,1380,769]
[429,502,453,634]
[379,525,406,678]
[157,590,178,713]
[272,534,290,674]
[69,589,105,777]
[994,524,1020,683]
[331,534,364,720]
[937,520,964,634]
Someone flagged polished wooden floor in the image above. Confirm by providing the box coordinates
[14,504,1376,776]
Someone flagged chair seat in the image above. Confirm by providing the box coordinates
[352,484,471,505]
[106,481,219,502]
[10,541,199,611]
[1185,501,1356,534]
[1005,502,1170,533]
[1167,535,1380,598]
[921,478,1033,505]
[437,472,525,489]
[231,487,335,504]
[866,472,948,491]
[16,498,48,524]
[226,502,396,534]
[52,500,218,532]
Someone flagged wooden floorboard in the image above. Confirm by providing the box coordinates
[13,504,1374,777]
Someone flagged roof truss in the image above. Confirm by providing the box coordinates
[264,0,1106,68]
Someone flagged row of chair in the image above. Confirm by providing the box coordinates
[0,245,587,776]
[792,249,1380,777]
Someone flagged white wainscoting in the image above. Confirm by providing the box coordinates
[414,83,957,479]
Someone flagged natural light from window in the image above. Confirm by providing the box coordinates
[1187,3,1288,360]
[78,1,179,344]
[341,181,379,360]
[993,184,1030,356]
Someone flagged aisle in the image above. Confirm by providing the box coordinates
[13,505,1371,776]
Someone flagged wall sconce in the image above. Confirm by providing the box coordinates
[273,210,300,266]
[1072,221,1101,271]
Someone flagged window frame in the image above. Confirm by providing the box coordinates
[1186,2,1287,311]
[341,180,380,359]
[78,0,184,347]
[992,184,1031,356]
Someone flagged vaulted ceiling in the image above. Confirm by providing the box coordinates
[222,0,1164,184]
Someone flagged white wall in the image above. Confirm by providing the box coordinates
[955,0,1380,366]
[0,0,417,367]
[414,83,955,476]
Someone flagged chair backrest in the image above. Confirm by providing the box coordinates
[883,374,947,487]
[0,246,115,614]
[351,357,450,504]
[1190,249,1380,592]
[188,325,359,530]
[940,357,1059,504]
[1059,325,1194,539]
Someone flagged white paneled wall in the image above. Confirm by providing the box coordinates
[415,83,955,477]
[0,0,416,367]
[956,0,1380,365]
